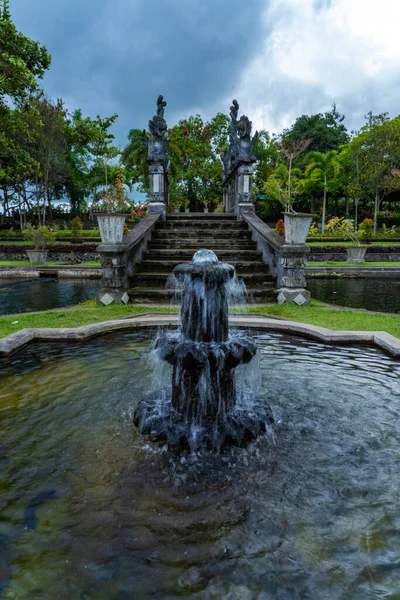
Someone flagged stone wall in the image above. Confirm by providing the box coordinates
[0,244,99,263]
[308,246,400,262]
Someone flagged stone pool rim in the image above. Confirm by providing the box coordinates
[0,313,399,358]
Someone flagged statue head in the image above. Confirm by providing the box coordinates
[237,115,252,142]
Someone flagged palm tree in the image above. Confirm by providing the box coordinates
[306,150,337,232]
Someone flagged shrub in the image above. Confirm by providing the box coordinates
[308,223,319,236]
[70,216,83,238]
[275,218,285,237]
[130,202,149,225]
[358,218,373,239]
[22,226,56,249]
[325,217,361,245]
[123,223,129,236]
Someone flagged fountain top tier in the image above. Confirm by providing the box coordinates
[173,249,235,343]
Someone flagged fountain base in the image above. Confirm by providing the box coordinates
[134,389,274,452]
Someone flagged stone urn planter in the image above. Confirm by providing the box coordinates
[345,246,368,263]
[95,214,128,244]
[26,250,49,263]
[283,213,314,245]
[185,208,190,214]
[203,207,209,213]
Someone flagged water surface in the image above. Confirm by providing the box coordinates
[0,278,100,315]
[1,331,400,599]
[307,276,400,313]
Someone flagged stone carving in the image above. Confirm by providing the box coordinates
[237,115,258,163]
[222,99,258,180]
[145,95,169,162]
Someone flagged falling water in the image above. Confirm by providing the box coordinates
[134,249,273,451]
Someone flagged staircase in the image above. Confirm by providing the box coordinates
[129,213,277,304]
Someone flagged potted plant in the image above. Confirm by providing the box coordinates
[264,176,313,244]
[325,217,368,262]
[93,168,132,244]
[23,225,56,263]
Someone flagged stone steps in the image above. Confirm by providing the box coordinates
[160,220,249,230]
[128,287,277,304]
[168,213,236,220]
[130,272,276,287]
[152,229,253,239]
[136,259,268,273]
[126,213,277,305]
[148,240,258,250]
[142,249,262,261]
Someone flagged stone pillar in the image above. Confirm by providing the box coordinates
[276,245,311,306]
[96,244,130,306]
[237,163,255,216]
[146,95,169,218]
[148,161,167,218]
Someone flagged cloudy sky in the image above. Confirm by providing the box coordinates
[13,0,400,146]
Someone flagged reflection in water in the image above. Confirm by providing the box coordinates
[0,331,400,599]
[307,276,400,313]
[0,277,100,315]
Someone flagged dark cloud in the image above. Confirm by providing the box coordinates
[12,0,267,145]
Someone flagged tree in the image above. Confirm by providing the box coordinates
[31,95,68,223]
[167,114,229,211]
[0,9,51,106]
[351,116,400,233]
[282,105,349,157]
[280,138,311,201]
[121,128,151,194]
[253,131,281,194]
[306,150,337,232]
[0,3,51,222]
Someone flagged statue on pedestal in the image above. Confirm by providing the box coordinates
[144,95,169,162]
[222,99,258,180]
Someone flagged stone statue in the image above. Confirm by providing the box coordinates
[145,95,169,162]
[222,99,258,179]
[237,114,258,162]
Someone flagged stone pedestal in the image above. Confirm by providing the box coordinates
[97,244,130,305]
[223,162,255,216]
[148,161,168,218]
[277,244,311,305]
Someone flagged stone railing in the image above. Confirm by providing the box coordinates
[96,212,162,305]
[240,210,311,305]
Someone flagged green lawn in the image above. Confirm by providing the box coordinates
[0,300,399,341]
[307,241,400,247]
[0,260,60,266]
[307,261,400,267]
[247,304,400,338]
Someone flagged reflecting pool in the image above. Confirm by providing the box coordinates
[307,276,400,313]
[1,331,400,599]
[0,278,100,315]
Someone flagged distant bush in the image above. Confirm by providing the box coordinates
[377,211,400,228]
[70,216,83,238]
[358,218,373,239]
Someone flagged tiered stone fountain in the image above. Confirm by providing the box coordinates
[134,249,273,451]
